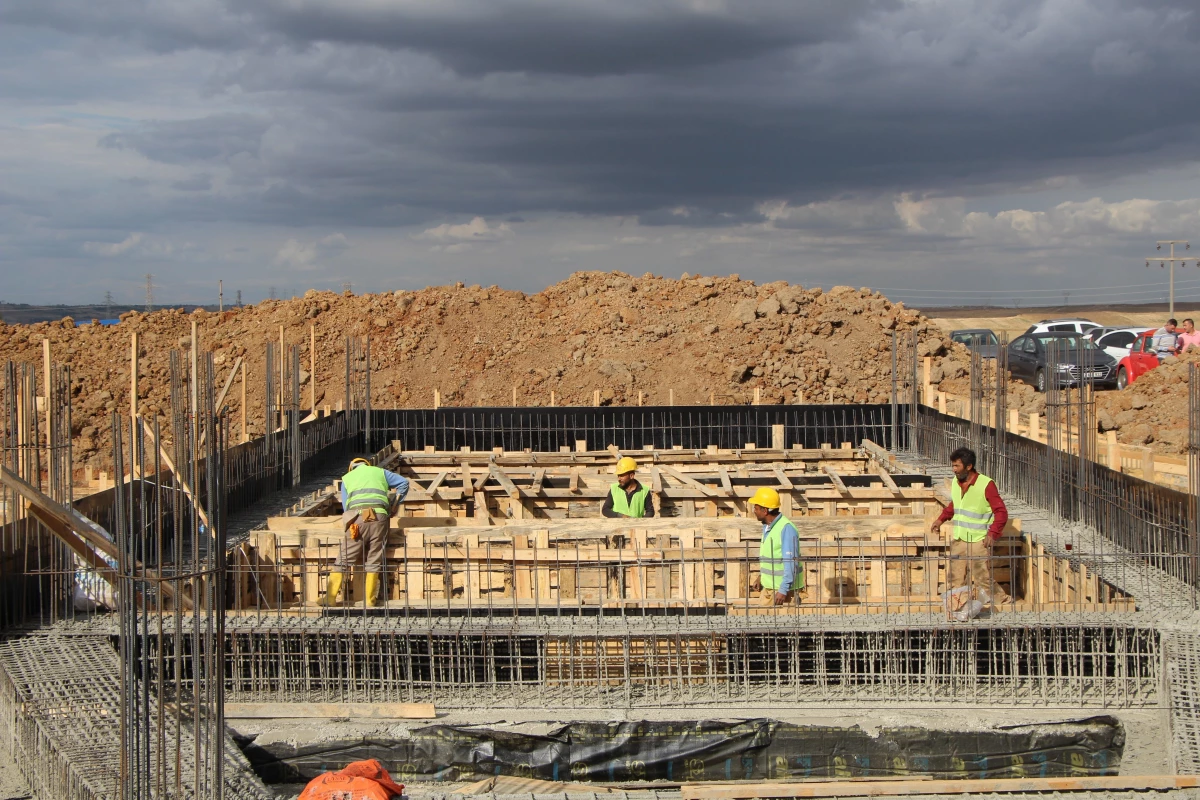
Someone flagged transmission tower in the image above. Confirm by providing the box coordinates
[144,274,154,312]
[269,286,277,301]
[342,281,352,294]
[104,290,114,318]
[236,289,242,308]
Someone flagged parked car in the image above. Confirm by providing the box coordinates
[949,328,999,359]
[1088,326,1155,362]
[1007,332,1118,391]
[1115,330,1160,390]
[1023,318,1103,336]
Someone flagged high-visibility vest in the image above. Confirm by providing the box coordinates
[609,483,650,517]
[343,465,390,513]
[951,473,995,543]
[759,514,804,592]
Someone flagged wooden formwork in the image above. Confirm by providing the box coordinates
[231,446,1134,615]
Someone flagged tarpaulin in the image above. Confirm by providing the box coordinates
[243,716,1123,784]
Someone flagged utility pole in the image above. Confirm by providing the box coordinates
[219,279,224,312]
[1146,240,1197,318]
[144,274,154,313]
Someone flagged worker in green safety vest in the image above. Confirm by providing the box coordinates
[318,457,409,608]
[602,456,655,518]
[931,446,1010,608]
[749,487,803,606]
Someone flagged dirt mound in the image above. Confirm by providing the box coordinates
[0,272,965,468]
[1095,349,1200,455]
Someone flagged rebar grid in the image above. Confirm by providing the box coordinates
[1166,630,1200,774]
[209,617,1159,709]
[0,635,271,800]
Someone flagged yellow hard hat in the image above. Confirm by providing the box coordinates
[749,487,781,510]
[615,456,637,475]
[349,458,370,470]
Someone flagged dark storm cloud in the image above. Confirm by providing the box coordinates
[6,0,1200,249]
[242,0,881,77]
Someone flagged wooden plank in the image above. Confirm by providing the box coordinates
[772,468,794,491]
[680,776,1200,799]
[141,420,211,529]
[225,702,435,720]
[531,468,546,494]
[717,466,734,497]
[426,470,448,498]
[823,466,849,494]
[659,464,720,498]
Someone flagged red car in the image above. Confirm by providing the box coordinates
[1116,331,1160,389]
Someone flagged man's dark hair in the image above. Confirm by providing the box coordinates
[1185,318,1194,326]
[949,447,976,469]
[1168,318,1178,326]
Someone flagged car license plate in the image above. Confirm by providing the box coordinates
[1087,370,1105,378]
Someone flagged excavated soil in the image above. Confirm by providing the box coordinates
[6,271,1189,467]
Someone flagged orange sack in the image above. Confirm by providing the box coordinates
[298,759,405,800]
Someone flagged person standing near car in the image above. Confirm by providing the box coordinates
[1177,319,1200,353]
[1152,318,1180,360]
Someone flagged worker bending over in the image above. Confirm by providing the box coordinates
[318,457,410,607]
[749,487,804,605]
[932,447,1010,607]
[602,457,655,518]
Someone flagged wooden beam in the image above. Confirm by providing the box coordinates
[659,464,720,498]
[681,776,1200,800]
[141,419,211,529]
[823,465,849,494]
[772,467,794,491]
[214,356,243,413]
[490,464,522,499]
[425,470,448,498]
[717,466,734,497]
[531,468,546,494]
[225,702,435,720]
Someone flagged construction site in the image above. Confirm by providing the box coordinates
[1,288,1199,800]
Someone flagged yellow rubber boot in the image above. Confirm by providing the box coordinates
[365,573,383,607]
[317,572,345,606]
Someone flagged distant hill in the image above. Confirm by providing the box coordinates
[0,303,224,325]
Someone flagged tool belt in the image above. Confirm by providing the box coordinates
[349,508,378,540]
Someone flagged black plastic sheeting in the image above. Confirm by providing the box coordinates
[243,717,1123,784]
[365,404,905,454]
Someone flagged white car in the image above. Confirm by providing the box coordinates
[1023,318,1103,336]
[1088,326,1156,362]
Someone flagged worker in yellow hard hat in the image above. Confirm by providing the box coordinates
[602,456,655,518]
[317,457,410,608]
[749,486,804,606]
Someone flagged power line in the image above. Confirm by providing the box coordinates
[874,278,1200,295]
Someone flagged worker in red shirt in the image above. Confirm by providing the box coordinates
[931,447,1010,606]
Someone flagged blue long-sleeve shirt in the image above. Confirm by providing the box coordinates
[764,516,802,593]
[340,469,410,508]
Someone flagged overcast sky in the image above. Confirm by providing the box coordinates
[3,0,1200,307]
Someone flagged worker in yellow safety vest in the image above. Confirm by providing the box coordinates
[931,446,1010,607]
[602,456,655,518]
[749,487,803,605]
[318,458,409,607]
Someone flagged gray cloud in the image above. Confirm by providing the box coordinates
[3,0,1200,302]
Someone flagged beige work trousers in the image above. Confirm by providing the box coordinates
[336,516,389,574]
[948,537,1010,603]
[760,588,797,606]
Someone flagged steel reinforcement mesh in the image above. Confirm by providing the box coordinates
[1167,629,1200,774]
[0,635,272,800]
[366,404,903,453]
[218,620,1159,709]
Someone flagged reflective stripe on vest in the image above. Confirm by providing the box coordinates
[343,465,390,512]
[758,514,804,592]
[951,473,995,543]
[609,483,650,517]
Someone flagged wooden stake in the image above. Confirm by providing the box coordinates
[278,324,285,417]
[309,324,316,411]
[593,389,600,407]
[1106,430,1119,471]
[42,339,52,475]
[753,387,761,405]
[433,389,441,410]
[550,391,556,407]
[240,359,248,442]
[130,332,139,426]
[512,385,517,407]
[638,390,644,406]
[709,390,715,405]
[669,388,674,406]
